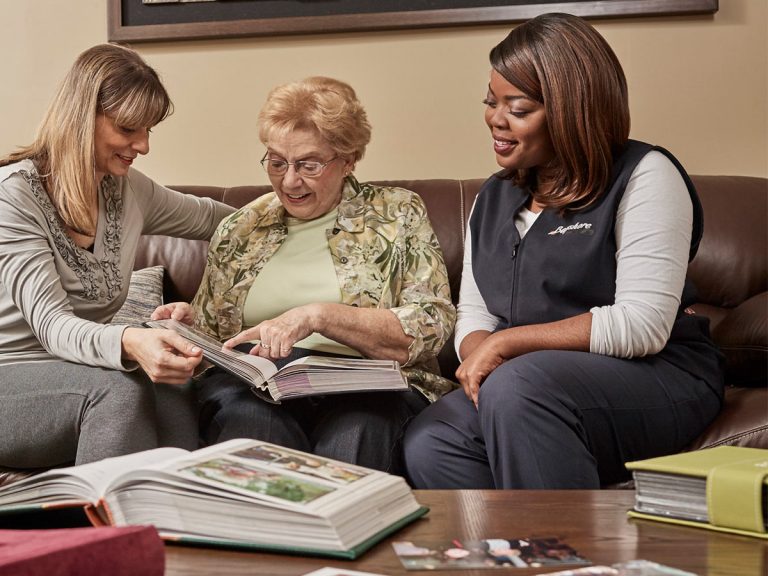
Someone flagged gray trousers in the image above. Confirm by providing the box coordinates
[404,350,723,489]
[0,361,198,468]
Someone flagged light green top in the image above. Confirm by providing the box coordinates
[242,208,359,357]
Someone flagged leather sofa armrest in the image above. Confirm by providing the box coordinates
[711,292,767,387]
[686,387,768,450]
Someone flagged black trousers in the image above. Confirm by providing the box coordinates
[196,348,428,476]
[403,349,722,489]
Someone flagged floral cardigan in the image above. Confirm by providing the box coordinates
[191,176,457,402]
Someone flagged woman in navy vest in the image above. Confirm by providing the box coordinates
[403,13,724,489]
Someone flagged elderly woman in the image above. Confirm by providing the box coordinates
[154,77,455,473]
[0,44,233,470]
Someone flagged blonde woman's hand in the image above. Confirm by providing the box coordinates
[150,302,195,325]
[122,327,203,385]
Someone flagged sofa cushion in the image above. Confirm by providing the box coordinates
[686,386,768,450]
[710,292,768,387]
[688,176,767,308]
[111,266,165,327]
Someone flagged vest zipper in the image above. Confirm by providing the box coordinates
[509,238,521,326]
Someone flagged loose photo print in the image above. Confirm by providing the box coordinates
[180,457,334,504]
[392,537,590,570]
[302,569,388,576]
[232,442,371,485]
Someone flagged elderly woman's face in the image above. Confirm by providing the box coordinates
[264,129,352,220]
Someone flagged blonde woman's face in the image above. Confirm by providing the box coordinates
[264,129,352,221]
[94,114,150,181]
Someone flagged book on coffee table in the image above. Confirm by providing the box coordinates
[0,439,428,559]
[144,318,408,403]
[626,446,768,539]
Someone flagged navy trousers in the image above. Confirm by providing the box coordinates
[403,350,722,489]
[196,348,428,475]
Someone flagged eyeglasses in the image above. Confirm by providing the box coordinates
[260,152,342,178]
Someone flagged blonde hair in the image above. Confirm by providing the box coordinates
[0,43,172,233]
[258,77,371,163]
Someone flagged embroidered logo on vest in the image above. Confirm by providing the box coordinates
[547,222,593,236]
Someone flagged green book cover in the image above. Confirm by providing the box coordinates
[626,446,768,537]
[626,446,768,477]
[0,500,430,557]
[161,506,429,559]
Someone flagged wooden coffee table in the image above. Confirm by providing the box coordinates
[164,490,767,575]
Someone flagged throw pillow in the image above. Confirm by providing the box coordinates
[111,265,165,327]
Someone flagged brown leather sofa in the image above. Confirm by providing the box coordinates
[0,174,763,489]
[1,175,762,491]
[134,174,767,454]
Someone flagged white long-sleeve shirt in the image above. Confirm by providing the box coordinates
[455,151,693,360]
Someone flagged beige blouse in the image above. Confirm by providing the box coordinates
[0,160,234,369]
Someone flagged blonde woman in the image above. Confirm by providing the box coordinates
[0,44,233,469]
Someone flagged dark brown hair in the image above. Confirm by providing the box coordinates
[490,13,630,211]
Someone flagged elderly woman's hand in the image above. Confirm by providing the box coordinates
[150,302,195,325]
[222,303,323,360]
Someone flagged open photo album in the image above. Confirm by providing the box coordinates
[144,319,409,403]
[0,439,427,559]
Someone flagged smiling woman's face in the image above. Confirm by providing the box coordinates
[483,69,555,172]
[264,129,352,221]
[94,114,150,182]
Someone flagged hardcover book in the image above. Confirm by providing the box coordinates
[625,446,768,539]
[144,319,409,403]
[0,439,428,558]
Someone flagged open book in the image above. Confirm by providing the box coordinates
[0,439,428,559]
[144,319,408,403]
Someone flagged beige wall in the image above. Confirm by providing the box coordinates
[2,0,766,186]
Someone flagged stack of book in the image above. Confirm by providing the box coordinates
[626,445,768,539]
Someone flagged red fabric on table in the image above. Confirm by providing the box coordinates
[0,525,164,575]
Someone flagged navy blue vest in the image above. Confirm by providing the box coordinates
[470,140,721,385]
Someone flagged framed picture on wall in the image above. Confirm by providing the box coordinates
[108,0,718,44]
